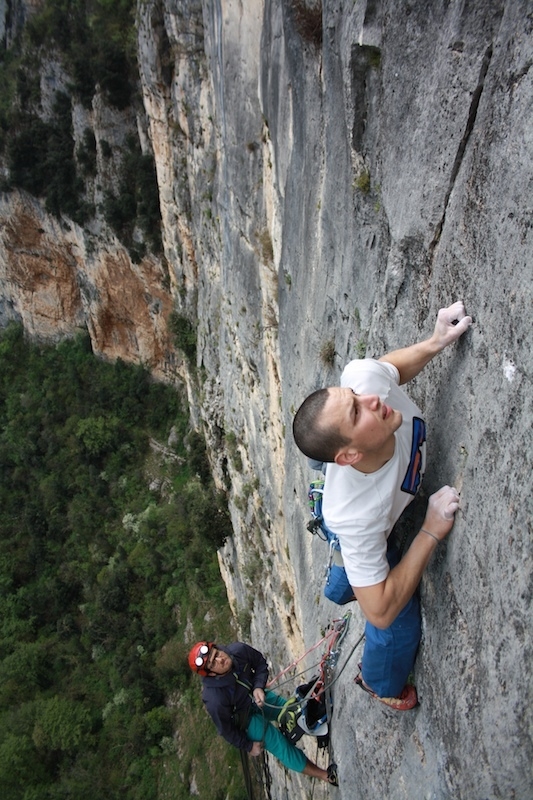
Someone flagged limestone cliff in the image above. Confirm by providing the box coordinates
[0,190,175,380]
[1,1,532,798]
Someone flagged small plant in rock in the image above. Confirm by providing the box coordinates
[355,170,371,194]
[320,339,336,367]
[237,606,252,639]
[356,337,367,358]
[281,582,293,605]
[243,552,262,583]
[224,431,244,473]
[256,227,274,264]
[169,311,197,365]
[290,0,323,47]
[77,127,97,177]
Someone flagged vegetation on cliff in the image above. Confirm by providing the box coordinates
[0,0,162,260]
[0,324,245,799]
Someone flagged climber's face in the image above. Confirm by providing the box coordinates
[206,648,233,675]
[323,387,402,466]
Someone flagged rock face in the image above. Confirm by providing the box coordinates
[1,0,532,797]
[0,191,175,379]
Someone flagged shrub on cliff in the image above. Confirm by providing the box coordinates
[169,311,198,365]
[289,0,323,47]
[5,92,91,224]
[103,136,163,260]
[0,1,162,257]
[27,0,138,110]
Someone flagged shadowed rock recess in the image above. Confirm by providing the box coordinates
[1,1,532,798]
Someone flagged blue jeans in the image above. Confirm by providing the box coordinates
[246,690,307,773]
[361,545,421,697]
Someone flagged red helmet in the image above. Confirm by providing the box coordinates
[188,641,215,676]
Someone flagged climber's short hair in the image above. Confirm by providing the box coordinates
[292,388,350,464]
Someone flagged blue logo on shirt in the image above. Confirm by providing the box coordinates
[401,417,426,495]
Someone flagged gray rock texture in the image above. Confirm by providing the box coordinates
[186,1,532,797]
[0,0,531,797]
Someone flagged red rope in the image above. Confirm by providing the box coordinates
[266,616,348,690]
[311,619,346,700]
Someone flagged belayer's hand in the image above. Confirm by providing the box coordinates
[431,301,472,351]
[250,741,263,757]
[253,688,265,707]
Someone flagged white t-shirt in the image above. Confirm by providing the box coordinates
[322,359,426,587]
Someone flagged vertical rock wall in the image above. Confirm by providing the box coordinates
[140,0,531,796]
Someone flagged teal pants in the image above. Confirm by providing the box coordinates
[246,690,307,773]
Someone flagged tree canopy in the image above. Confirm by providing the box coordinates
[0,324,244,799]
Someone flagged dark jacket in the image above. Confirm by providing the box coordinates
[201,642,269,752]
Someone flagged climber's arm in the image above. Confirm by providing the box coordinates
[353,486,460,628]
[379,301,472,384]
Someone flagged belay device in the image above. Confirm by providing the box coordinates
[307,480,356,605]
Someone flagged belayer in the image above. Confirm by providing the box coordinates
[188,640,339,785]
[293,302,472,710]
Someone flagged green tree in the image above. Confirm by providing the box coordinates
[75,414,122,456]
[32,695,92,753]
[0,733,44,799]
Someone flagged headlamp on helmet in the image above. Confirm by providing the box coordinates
[188,641,215,676]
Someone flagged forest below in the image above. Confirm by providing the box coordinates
[0,324,246,799]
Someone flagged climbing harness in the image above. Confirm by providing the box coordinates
[307,480,356,605]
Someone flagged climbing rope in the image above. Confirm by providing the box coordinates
[266,624,343,688]
[265,613,360,710]
[267,613,363,776]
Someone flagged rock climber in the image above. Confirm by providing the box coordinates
[188,640,338,785]
[292,301,472,710]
